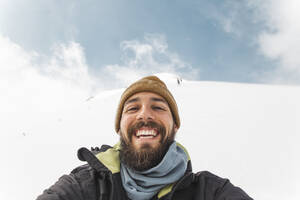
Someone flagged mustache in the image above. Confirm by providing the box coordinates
[127,121,166,141]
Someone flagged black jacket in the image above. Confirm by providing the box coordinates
[37,143,253,200]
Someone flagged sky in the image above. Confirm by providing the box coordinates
[1,0,300,199]
[1,0,300,88]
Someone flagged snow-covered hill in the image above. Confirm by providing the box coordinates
[1,74,299,200]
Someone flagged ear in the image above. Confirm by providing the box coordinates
[174,124,178,133]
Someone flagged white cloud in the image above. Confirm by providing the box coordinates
[254,0,300,83]
[43,42,94,90]
[211,0,300,84]
[102,34,199,87]
[201,1,254,38]
[0,34,97,135]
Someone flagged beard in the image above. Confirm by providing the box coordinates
[119,121,176,171]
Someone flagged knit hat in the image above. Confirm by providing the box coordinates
[115,75,180,132]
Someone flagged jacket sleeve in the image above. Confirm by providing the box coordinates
[215,178,253,200]
[196,171,253,200]
[36,166,97,200]
[36,174,85,200]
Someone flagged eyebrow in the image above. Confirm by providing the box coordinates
[124,97,168,106]
[150,97,168,105]
[124,97,140,106]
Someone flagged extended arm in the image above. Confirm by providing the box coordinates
[36,165,97,200]
[37,174,84,200]
[215,178,253,200]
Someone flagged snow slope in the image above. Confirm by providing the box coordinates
[1,73,299,200]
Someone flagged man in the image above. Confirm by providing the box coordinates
[37,76,252,200]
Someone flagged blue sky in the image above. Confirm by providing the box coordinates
[1,0,300,90]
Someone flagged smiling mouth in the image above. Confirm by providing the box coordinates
[135,128,158,139]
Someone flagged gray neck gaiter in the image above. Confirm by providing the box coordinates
[120,141,188,200]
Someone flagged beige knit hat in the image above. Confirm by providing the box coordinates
[115,75,180,132]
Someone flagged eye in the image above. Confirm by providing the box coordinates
[126,106,138,112]
[152,106,165,111]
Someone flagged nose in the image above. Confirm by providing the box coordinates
[136,105,154,121]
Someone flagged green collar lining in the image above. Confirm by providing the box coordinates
[95,142,121,174]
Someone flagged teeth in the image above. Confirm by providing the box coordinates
[136,130,157,137]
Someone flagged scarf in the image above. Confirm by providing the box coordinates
[120,141,188,200]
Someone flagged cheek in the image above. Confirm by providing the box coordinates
[120,116,134,140]
[120,131,129,143]
[119,124,131,144]
[162,115,174,129]
[120,115,132,130]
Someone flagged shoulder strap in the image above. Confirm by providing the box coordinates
[77,147,111,200]
[77,147,108,172]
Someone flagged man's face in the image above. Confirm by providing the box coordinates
[119,92,177,150]
[119,92,178,170]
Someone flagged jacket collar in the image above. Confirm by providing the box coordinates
[78,141,192,199]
